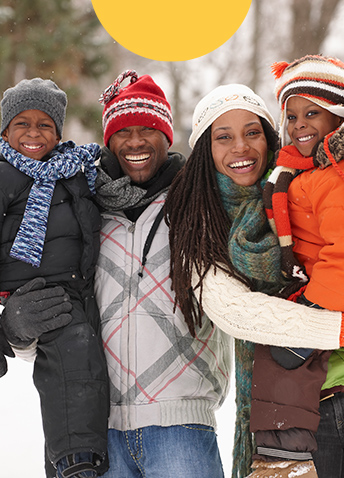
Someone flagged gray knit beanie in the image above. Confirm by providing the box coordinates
[1,78,67,138]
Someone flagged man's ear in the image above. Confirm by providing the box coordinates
[2,129,8,142]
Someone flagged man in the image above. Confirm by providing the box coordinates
[92,69,230,477]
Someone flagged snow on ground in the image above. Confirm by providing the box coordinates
[1,357,235,477]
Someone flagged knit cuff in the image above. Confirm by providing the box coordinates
[256,447,313,461]
[11,339,37,362]
[340,313,344,347]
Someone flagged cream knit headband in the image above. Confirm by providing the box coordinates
[189,84,275,149]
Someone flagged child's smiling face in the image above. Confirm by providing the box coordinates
[286,96,342,157]
[2,109,60,160]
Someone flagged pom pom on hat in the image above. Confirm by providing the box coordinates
[189,83,275,149]
[272,54,344,146]
[271,61,289,80]
[100,69,173,147]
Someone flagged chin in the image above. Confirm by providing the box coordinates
[299,148,312,157]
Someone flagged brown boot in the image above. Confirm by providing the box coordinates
[246,459,318,478]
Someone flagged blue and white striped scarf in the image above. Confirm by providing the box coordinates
[0,139,100,268]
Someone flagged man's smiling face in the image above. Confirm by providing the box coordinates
[108,125,169,183]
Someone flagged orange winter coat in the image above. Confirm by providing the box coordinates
[288,160,344,311]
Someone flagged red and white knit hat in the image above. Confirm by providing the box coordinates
[272,54,344,146]
[99,70,173,147]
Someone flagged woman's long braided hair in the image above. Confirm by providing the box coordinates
[164,120,277,336]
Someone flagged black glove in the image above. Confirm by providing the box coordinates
[0,324,15,377]
[270,345,314,369]
[1,277,73,347]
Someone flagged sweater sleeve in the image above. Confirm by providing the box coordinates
[192,266,342,349]
[11,339,37,363]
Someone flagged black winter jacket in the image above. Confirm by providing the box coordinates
[0,155,101,292]
[0,155,109,471]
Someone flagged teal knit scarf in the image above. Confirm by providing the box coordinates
[216,172,282,288]
[216,171,284,477]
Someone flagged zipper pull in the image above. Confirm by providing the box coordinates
[138,258,147,278]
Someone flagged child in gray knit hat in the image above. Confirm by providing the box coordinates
[0,77,67,140]
[0,78,109,478]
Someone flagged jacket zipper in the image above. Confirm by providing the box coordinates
[127,220,135,429]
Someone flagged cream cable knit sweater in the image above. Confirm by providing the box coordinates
[192,266,342,350]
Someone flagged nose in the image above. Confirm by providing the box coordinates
[294,117,307,130]
[126,130,146,148]
[26,125,40,137]
[231,136,249,153]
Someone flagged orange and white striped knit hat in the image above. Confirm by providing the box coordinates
[272,54,344,146]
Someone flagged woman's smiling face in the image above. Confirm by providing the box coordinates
[286,96,342,157]
[211,109,268,187]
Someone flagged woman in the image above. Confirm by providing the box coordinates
[165,83,344,477]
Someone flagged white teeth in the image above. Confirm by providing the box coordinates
[125,154,150,162]
[23,144,42,150]
[230,160,255,169]
[298,135,314,142]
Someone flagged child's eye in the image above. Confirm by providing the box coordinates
[306,110,319,117]
[287,114,296,121]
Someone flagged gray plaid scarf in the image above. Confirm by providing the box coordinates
[94,147,184,213]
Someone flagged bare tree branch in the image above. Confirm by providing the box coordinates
[289,0,341,60]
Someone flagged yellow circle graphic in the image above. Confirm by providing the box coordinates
[91,0,252,62]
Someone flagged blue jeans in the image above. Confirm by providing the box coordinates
[313,393,344,477]
[102,425,224,478]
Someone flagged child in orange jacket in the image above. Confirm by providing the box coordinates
[251,55,344,478]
